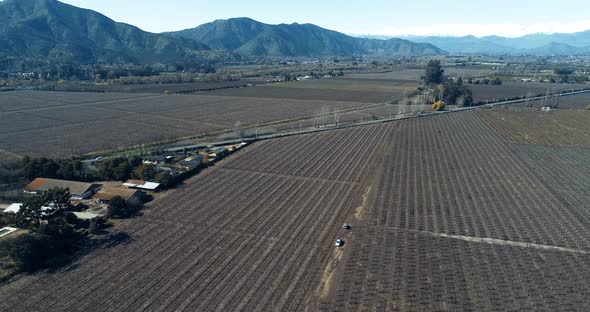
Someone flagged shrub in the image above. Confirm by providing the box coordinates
[432,101,446,111]
[107,196,141,219]
[2,218,84,272]
[0,214,16,227]
[107,196,127,218]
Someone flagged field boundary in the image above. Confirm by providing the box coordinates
[375,226,590,254]
[165,88,590,153]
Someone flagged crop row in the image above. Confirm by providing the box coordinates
[326,228,590,311]
[0,91,372,157]
[2,106,588,311]
[0,123,392,311]
[363,111,590,251]
[479,109,590,147]
[323,110,590,310]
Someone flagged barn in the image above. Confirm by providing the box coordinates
[24,178,102,200]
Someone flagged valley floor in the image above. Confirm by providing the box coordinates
[1,109,590,311]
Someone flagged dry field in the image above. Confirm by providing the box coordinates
[95,81,255,93]
[480,109,590,147]
[323,111,590,311]
[343,66,496,81]
[514,91,590,110]
[272,78,418,93]
[211,86,400,103]
[444,66,498,78]
[2,108,590,311]
[0,149,21,165]
[0,124,392,311]
[470,82,589,103]
[343,69,425,81]
[210,78,417,103]
[0,91,372,157]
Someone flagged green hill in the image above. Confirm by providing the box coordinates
[0,0,218,64]
[171,18,446,57]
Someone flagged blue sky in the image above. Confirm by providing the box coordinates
[58,0,590,37]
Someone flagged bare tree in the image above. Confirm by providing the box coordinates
[541,89,551,107]
[314,106,331,128]
[437,86,444,102]
[398,97,409,116]
[234,121,246,140]
[525,91,535,107]
[456,96,465,109]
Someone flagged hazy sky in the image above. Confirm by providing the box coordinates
[57,0,590,37]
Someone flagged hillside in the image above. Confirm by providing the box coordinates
[0,0,221,64]
[405,35,516,54]
[171,18,446,57]
[406,31,590,55]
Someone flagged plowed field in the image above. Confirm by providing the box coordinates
[2,109,589,311]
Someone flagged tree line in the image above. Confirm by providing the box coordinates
[19,156,171,184]
[423,60,474,107]
[0,188,109,272]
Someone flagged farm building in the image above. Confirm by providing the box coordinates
[24,178,102,200]
[72,211,101,220]
[208,147,228,159]
[142,155,173,165]
[123,180,162,191]
[227,142,247,152]
[92,186,146,204]
[179,155,203,169]
[2,203,56,216]
[2,203,22,215]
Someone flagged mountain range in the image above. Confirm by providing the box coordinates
[169,18,445,57]
[2,0,590,68]
[0,0,444,67]
[400,31,590,55]
[0,0,224,64]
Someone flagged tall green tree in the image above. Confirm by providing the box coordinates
[16,188,71,228]
[16,195,45,228]
[441,78,473,107]
[133,164,158,181]
[424,60,444,85]
[44,187,72,211]
[113,162,132,181]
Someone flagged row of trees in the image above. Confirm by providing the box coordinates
[96,157,142,181]
[0,159,20,184]
[21,156,83,181]
[20,156,132,181]
[20,155,176,188]
[107,196,141,219]
[2,61,218,82]
[468,77,503,85]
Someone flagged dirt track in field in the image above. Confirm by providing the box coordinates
[2,110,590,311]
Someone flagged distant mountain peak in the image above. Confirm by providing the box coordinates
[407,30,590,55]
[170,18,445,57]
[0,2,445,63]
[0,0,222,64]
